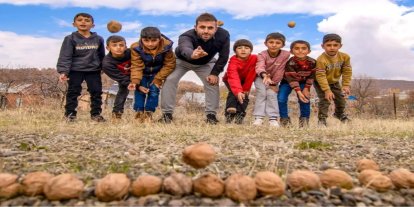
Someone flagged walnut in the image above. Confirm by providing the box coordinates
[163,173,192,196]
[0,173,20,198]
[358,170,393,192]
[95,173,130,202]
[254,171,285,196]
[131,175,162,197]
[225,174,257,202]
[388,168,414,189]
[43,173,84,200]
[319,169,353,189]
[182,143,216,169]
[193,173,224,198]
[286,170,321,193]
[21,171,54,196]
[356,159,380,172]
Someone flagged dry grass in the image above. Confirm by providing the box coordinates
[1,105,413,184]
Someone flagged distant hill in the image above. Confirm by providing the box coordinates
[353,79,414,91]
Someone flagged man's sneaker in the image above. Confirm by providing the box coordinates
[253,118,263,126]
[269,119,280,127]
[280,117,291,127]
[206,114,219,125]
[318,118,327,126]
[65,115,76,123]
[158,113,173,124]
[91,115,106,122]
[334,114,351,123]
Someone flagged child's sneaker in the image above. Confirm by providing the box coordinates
[280,117,291,127]
[299,117,309,128]
[206,114,219,125]
[112,112,122,119]
[269,119,280,127]
[91,115,106,122]
[143,111,153,123]
[158,113,173,124]
[253,118,263,126]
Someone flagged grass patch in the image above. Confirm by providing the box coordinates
[295,140,332,150]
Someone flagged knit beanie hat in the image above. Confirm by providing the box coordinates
[323,33,342,44]
[233,39,253,52]
[265,32,286,45]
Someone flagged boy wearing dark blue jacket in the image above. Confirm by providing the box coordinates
[102,35,131,120]
[57,13,105,122]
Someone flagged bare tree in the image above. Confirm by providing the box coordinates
[351,75,379,114]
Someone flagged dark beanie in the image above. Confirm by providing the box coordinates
[323,33,342,44]
[233,39,253,52]
[265,32,286,45]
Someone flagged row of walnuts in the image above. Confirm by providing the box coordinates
[1,143,414,202]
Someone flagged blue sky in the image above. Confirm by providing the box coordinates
[0,0,414,84]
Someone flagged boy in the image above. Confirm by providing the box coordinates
[57,13,106,122]
[160,13,230,124]
[222,39,257,124]
[102,35,131,120]
[314,33,352,126]
[278,40,316,127]
[253,32,290,127]
[127,27,176,123]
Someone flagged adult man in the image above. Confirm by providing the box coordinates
[160,13,230,124]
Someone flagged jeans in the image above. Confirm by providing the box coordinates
[113,83,129,113]
[133,75,160,112]
[65,71,102,117]
[277,82,310,118]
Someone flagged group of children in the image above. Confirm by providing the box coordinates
[57,12,352,127]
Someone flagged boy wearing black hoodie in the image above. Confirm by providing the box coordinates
[57,13,106,122]
[102,35,131,120]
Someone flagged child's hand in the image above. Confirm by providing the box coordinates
[237,92,245,104]
[342,86,351,96]
[59,74,69,82]
[151,82,161,89]
[297,91,309,103]
[139,86,149,94]
[262,76,274,86]
[191,46,208,59]
[127,83,136,90]
[302,88,310,98]
[325,91,335,102]
[206,75,218,85]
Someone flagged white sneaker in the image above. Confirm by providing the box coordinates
[269,119,280,127]
[253,118,263,126]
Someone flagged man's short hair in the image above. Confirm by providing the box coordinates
[106,35,126,46]
[323,33,342,44]
[195,13,217,25]
[73,13,94,23]
[140,27,161,39]
[290,40,310,51]
[265,32,286,45]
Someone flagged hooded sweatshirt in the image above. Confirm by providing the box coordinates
[222,54,258,96]
[102,49,131,86]
[57,31,105,75]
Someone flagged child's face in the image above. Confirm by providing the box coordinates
[322,40,342,56]
[106,41,127,58]
[195,21,217,42]
[235,46,252,60]
[291,43,310,59]
[141,38,160,50]
[73,16,94,32]
[265,38,284,54]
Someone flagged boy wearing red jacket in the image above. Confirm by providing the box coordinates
[222,39,257,124]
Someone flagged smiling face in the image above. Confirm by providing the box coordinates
[265,38,284,55]
[322,40,342,56]
[195,21,217,42]
[73,15,94,32]
[291,43,311,59]
[235,46,252,60]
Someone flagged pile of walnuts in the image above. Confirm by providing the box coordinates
[1,143,413,203]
